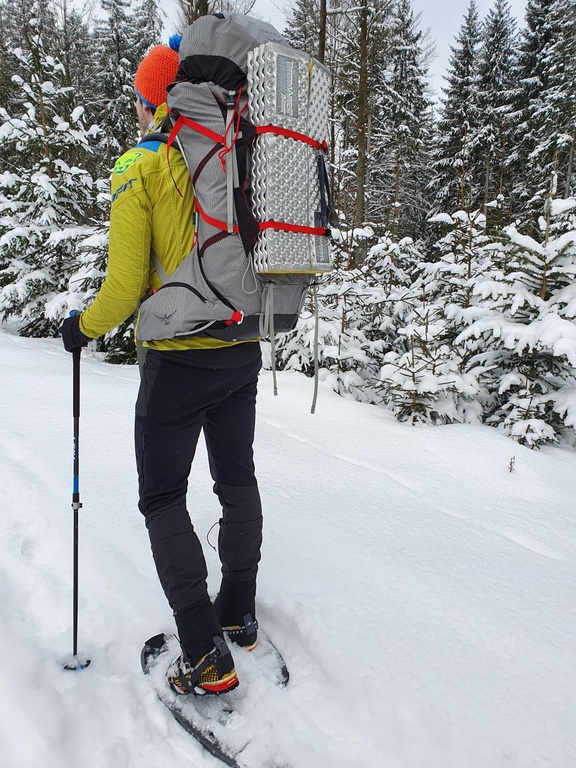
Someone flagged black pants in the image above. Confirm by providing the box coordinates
[135,345,263,615]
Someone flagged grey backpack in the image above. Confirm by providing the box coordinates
[136,13,332,344]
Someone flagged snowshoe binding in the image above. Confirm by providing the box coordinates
[222,613,258,651]
[167,635,239,696]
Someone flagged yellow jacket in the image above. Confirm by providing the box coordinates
[80,106,247,351]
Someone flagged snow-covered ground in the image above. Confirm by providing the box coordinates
[0,329,574,768]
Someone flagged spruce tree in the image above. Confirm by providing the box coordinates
[544,0,576,201]
[283,0,320,57]
[93,0,140,165]
[511,0,557,232]
[430,0,482,216]
[378,210,487,425]
[133,0,164,63]
[0,29,105,337]
[0,0,58,113]
[330,0,397,262]
[456,182,576,446]
[370,0,433,242]
[476,0,518,225]
[58,3,97,85]
[274,229,421,405]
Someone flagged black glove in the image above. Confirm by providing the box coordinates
[60,312,90,352]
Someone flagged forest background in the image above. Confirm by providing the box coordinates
[1,0,576,449]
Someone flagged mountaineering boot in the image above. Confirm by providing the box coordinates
[167,635,239,696]
[215,579,258,650]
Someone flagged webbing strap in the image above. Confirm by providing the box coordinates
[195,198,240,234]
[195,202,327,238]
[170,113,225,147]
[225,95,235,233]
[167,108,329,238]
[258,220,327,236]
[150,249,169,285]
[255,124,327,151]
[170,112,326,152]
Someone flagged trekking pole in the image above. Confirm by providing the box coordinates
[64,329,91,671]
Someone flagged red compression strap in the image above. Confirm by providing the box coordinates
[259,220,327,236]
[195,198,240,234]
[178,114,225,145]
[196,198,326,237]
[166,114,183,153]
[255,125,327,151]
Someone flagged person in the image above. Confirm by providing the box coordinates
[60,37,263,696]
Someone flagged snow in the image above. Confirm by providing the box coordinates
[71,107,84,123]
[550,198,576,217]
[428,213,454,225]
[0,330,575,768]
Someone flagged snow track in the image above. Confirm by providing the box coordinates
[0,330,574,768]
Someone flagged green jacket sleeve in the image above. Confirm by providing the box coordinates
[80,149,153,339]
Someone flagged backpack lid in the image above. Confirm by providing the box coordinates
[176,14,288,91]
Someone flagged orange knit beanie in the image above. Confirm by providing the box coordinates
[134,36,182,110]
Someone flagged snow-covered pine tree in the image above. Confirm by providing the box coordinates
[510,0,557,233]
[132,0,164,63]
[48,0,104,179]
[93,0,140,165]
[378,210,485,424]
[327,0,397,264]
[0,2,16,113]
[0,24,105,337]
[543,0,576,202]
[455,179,576,447]
[430,0,482,216]
[282,0,320,58]
[173,1,257,29]
[370,0,434,243]
[476,0,518,227]
[0,0,58,113]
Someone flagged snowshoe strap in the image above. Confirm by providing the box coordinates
[179,636,232,693]
[224,615,259,638]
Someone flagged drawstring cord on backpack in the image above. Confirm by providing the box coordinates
[259,278,319,410]
[268,286,278,397]
[218,88,245,171]
[259,283,278,397]
[311,279,320,415]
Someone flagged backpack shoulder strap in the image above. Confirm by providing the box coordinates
[138,115,179,149]
[150,249,169,286]
[138,131,176,148]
